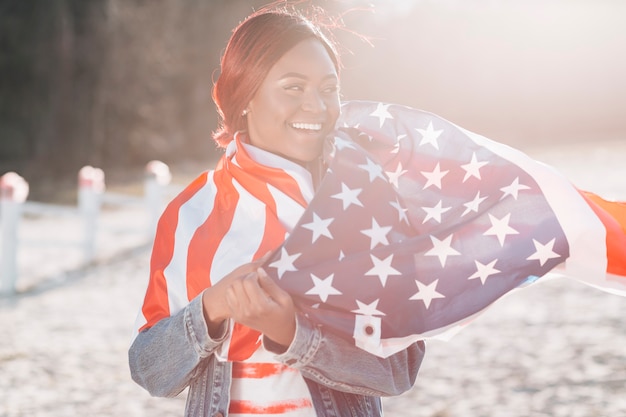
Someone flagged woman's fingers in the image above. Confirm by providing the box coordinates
[257,268,292,308]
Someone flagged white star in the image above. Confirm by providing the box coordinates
[338,250,345,261]
[269,248,301,279]
[361,218,392,249]
[358,158,386,182]
[305,273,342,303]
[365,254,401,286]
[461,152,488,182]
[425,234,461,267]
[468,259,501,285]
[416,121,443,150]
[421,163,449,190]
[385,162,407,188]
[389,198,409,224]
[484,213,519,246]
[409,279,446,309]
[527,238,561,266]
[461,191,488,217]
[351,299,386,316]
[500,177,531,200]
[370,102,394,128]
[333,135,356,151]
[421,200,452,224]
[301,213,334,243]
[331,183,363,210]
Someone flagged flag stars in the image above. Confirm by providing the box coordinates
[410,279,446,309]
[385,162,408,188]
[484,213,519,246]
[421,200,452,224]
[461,152,488,182]
[333,135,357,151]
[425,234,461,267]
[421,163,449,190]
[390,198,409,224]
[461,191,488,217]
[527,238,561,266]
[305,273,342,303]
[269,248,301,279]
[366,254,401,287]
[500,177,531,200]
[358,158,386,183]
[352,299,386,316]
[331,183,363,210]
[468,259,500,285]
[416,121,444,150]
[301,213,334,243]
[361,218,392,249]
[370,102,394,128]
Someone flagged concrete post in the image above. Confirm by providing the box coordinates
[0,172,29,296]
[78,166,105,263]
[144,160,171,237]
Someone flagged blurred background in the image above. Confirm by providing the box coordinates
[1,0,625,201]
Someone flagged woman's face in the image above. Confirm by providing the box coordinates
[245,38,340,163]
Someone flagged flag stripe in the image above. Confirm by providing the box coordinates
[579,191,626,276]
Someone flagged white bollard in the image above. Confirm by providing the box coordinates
[78,166,105,263]
[144,160,171,237]
[0,172,29,296]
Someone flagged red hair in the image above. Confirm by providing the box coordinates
[211,4,341,148]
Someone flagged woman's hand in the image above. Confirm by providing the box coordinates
[201,253,271,335]
[202,253,296,347]
[225,268,296,348]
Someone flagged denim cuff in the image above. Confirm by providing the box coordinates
[186,291,230,357]
[265,312,322,368]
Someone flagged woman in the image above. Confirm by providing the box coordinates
[129,4,426,417]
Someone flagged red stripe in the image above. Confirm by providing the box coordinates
[140,172,209,331]
[231,362,295,379]
[185,166,237,300]
[228,399,313,415]
[230,140,308,209]
[580,190,626,277]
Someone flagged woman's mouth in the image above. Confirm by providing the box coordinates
[290,122,323,132]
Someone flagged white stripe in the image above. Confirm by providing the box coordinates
[210,179,268,283]
[268,183,308,233]
[164,172,217,315]
[242,142,316,203]
[230,373,311,402]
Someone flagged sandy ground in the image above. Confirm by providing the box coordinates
[1,139,625,417]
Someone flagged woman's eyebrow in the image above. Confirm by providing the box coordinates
[278,72,338,81]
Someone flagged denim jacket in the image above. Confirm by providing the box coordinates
[129,291,426,417]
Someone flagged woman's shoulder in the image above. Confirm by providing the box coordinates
[162,169,218,216]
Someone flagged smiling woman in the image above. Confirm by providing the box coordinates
[128,3,425,417]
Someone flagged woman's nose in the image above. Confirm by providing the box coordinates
[301,91,326,112]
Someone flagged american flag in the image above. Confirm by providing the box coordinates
[264,100,626,358]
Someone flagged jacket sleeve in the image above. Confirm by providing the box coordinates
[264,312,425,397]
[128,292,228,397]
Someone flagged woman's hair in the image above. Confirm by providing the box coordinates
[211,3,341,148]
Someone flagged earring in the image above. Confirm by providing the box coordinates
[242,109,249,116]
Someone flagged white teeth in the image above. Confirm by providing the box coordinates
[291,122,322,131]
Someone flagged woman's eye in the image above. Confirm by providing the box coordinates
[284,84,304,92]
[323,85,339,94]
